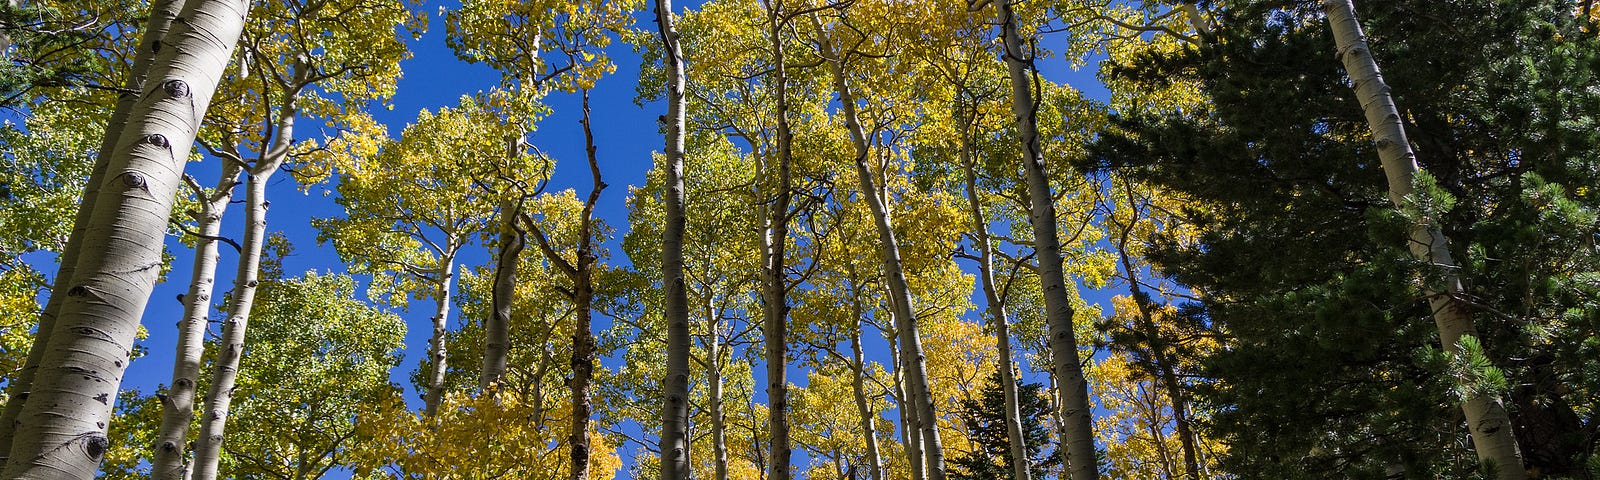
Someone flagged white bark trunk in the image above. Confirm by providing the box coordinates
[996,2,1099,479]
[962,140,1032,480]
[423,255,459,417]
[0,0,189,459]
[656,0,692,477]
[151,163,242,480]
[1,0,248,473]
[710,306,729,480]
[189,107,293,480]
[479,194,522,391]
[1323,1,1525,477]
[822,48,946,480]
[891,332,925,480]
[850,303,884,480]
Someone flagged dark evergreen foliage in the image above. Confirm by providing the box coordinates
[950,371,1059,480]
[1086,0,1600,478]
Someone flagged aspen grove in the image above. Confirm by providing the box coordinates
[2,0,1599,479]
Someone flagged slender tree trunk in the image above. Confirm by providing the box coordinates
[890,330,925,480]
[533,344,551,429]
[422,253,459,417]
[479,196,524,391]
[1,0,248,472]
[762,2,795,478]
[996,2,1098,479]
[1045,368,1071,477]
[1110,202,1201,480]
[708,298,730,480]
[0,0,189,459]
[151,163,242,480]
[1323,1,1525,477]
[563,88,606,480]
[656,0,692,477]
[961,135,1032,480]
[850,298,884,480]
[823,50,946,480]
[190,106,293,480]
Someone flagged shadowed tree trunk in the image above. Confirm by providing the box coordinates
[479,193,524,391]
[760,0,796,478]
[1323,1,1525,477]
[849,294,884,480]
[961,126,1032,480]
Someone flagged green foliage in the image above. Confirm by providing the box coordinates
[103,270,405,479]
[949,371,1058,480]
[0,0,135,108]
[1090,0,1600,477]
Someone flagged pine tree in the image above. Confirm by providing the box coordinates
[950,371,1058,480]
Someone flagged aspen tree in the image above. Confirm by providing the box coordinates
[961,131,1032,480]
[996,1,1098,478]
[655,0,693,476]
[150,162,240,479]
[1323,0,1524,477]
[758,0,797,477]
[188,104,294,480]
[0,0,249,473]
[0,0,187,458]
[816,22,947,479]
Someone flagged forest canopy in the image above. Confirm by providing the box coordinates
[1,0,1598,479]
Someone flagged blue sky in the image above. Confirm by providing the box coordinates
[112,2,1115,477]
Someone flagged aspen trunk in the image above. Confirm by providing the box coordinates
[151,163,242,480]
[761,2,795,478]
[189,107,293,480]
[0,0,189,458]
[656,0,692,477]
[996,2,1098,478]
[1323,1,1525,477]
[891,333,926,480]
[1,0,248,473]
[422,254,459,417]
[850,301,884,480]
[710,307,729,480]
[961,139,1032,480]
[823,50,946,480]
[479,195,523,391]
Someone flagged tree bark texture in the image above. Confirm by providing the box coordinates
[997,2,1099,479]
[961,139,1032,480]
[1323,1,1525,477]
[0,0,189,460]
[422,253,459,417]
[656,0,692,477]
[1,0,249,474]
[824,49,946,480]
[479,195,523,391]
[762,2,795,479]
[563,89,606,480]
[151,163,242,480]
[850,301,884,480]
[891,331,926,480]
[710,307,729,480]
[190,107,293,480]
